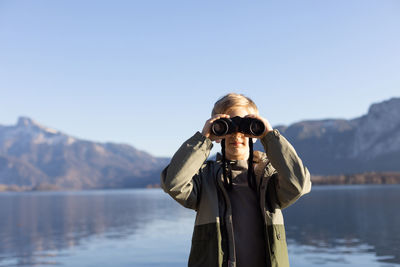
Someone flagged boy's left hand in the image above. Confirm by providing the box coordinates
[244,114,273,139]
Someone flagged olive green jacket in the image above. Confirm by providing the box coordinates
[161,130,311,267]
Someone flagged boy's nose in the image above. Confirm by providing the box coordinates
[230,131,245,138]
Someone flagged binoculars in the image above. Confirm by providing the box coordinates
[211,116,265,137]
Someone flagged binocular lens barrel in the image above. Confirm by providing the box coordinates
[211,117,265,137]
[249,120,265,136]
[211,120,229,136]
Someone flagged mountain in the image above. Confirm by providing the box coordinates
[255,97,400,175]
[1,97,399,190]
[0,117,169,190]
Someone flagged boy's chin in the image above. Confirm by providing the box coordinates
[226,148,249,160]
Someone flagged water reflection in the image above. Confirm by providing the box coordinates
[0,190,194,266]
[284,185,400,265]
[0,186,399,266]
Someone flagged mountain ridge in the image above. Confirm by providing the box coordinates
[255,97,400,175]
[0,117,168,190]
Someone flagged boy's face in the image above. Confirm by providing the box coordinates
[224,107,254,161]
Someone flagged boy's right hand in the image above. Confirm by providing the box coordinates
[201,114,230,143]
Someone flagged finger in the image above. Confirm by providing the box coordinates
[210,114,230,123]
[213,114,230,118]
[245,114,259,119]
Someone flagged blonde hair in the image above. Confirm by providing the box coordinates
[211,93,259,116]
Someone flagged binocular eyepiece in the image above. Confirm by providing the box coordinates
[211,116,265,137]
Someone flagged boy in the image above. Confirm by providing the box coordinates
[161,93,311,267]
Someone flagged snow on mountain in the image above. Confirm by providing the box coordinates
[350,98,400,159]
[0,117,76,147]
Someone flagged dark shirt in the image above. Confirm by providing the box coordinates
[227,160,267,267]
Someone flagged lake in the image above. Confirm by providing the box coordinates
[0,185,399,267]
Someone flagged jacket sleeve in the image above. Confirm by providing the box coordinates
[160,131,213,210]
[261,129,312,209]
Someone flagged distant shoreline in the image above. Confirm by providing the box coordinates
[310,172,400,185]
[1,172,400,192]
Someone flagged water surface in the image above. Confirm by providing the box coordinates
[0,185,399,266]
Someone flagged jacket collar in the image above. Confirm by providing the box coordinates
[215,151,269,182]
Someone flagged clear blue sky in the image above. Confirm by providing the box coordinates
[1,0,399,157]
